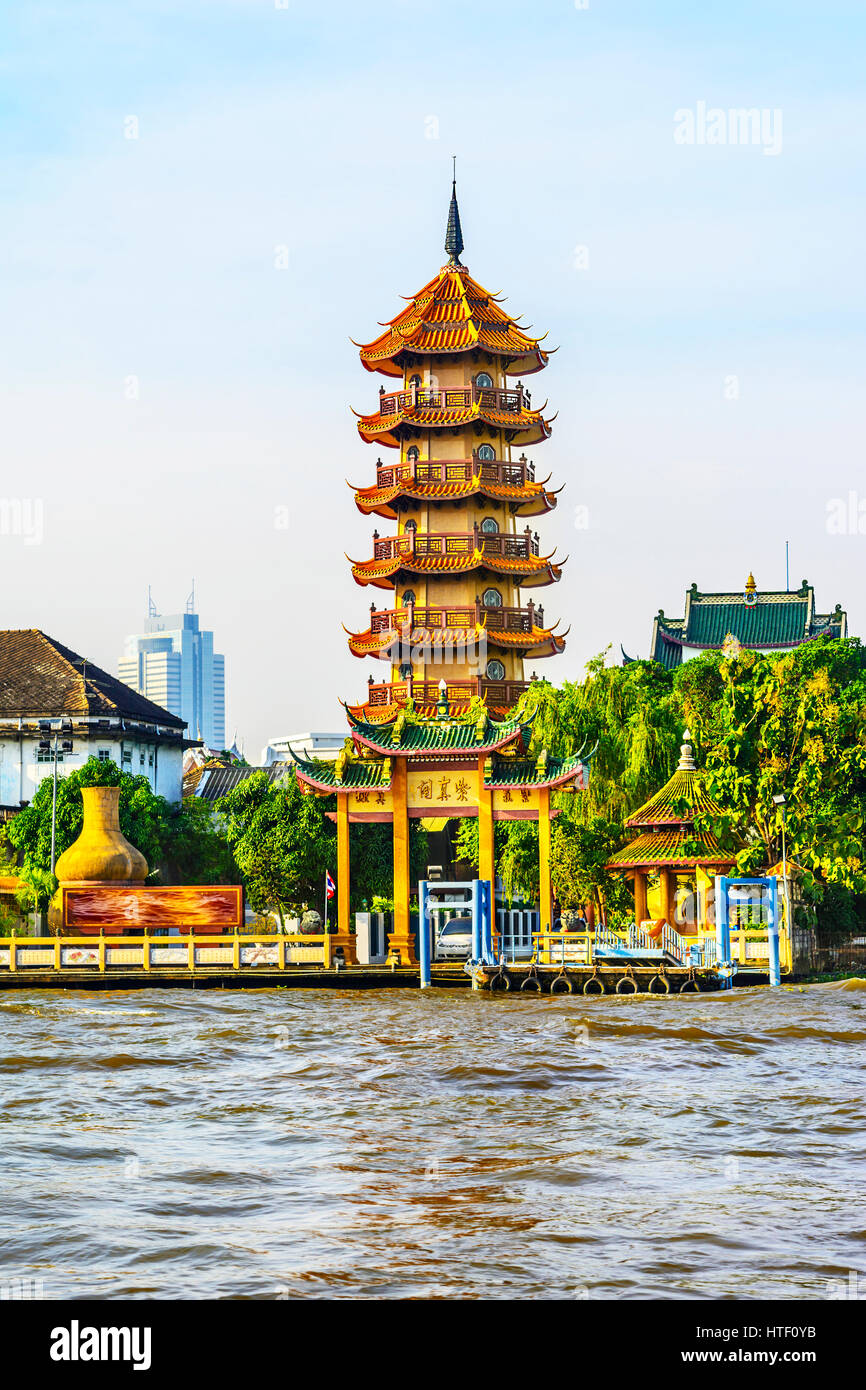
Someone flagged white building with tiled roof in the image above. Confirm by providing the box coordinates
[0,630,197,811]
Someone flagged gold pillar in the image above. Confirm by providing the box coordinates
[633,868,648,927]
[389,757,416,963]
[477,755,495,881]
[660,868,673,926]
[332,793,356,964]
[538,787,552,932]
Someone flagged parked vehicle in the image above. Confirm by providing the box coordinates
[434,916,473,960]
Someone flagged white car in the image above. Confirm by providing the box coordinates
[434,917,473,961]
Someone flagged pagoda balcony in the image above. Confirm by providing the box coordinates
[364,675,534,712]
[378,382,531,418]
[374,451,536,490]
[369,599,547,636]
[371,525,540,563]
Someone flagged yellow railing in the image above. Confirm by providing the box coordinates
[533,932,594,966]
[0,933,349,974]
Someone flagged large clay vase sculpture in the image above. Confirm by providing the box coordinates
[48,786,148,932]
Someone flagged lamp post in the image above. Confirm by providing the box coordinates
[38,719,73,875]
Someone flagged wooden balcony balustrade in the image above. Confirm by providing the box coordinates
[368,599,546,636]
[371,524,541,563]
[373,452,536,490]
[377,382,531,417]
[365,676,534,709]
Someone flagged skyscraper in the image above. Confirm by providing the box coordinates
[119,593,226,751]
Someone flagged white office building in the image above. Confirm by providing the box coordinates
[119,604,225,752]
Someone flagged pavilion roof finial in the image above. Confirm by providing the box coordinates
[444,157,464,266]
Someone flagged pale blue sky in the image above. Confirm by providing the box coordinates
[2,1,864,753]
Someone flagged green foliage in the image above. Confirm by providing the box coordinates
[678,639,866,892]
[6,757,234,894]
[8,757,171,878]
[217,770,334,924]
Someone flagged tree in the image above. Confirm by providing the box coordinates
[217,770,334,925]
[6,757,233,894]
[676,639,866,894]
[456,656,682,917]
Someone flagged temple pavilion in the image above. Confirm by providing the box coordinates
[605,731,741,934]
[638,575,847,671]
[291,182,588,963]
[345,175,566,721]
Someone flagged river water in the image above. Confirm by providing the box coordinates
[1,981,864,1300]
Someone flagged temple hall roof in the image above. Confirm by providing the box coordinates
[650,577,847,671]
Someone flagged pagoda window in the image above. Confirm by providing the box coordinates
[475,372,494,389]
[477,444,495,461]
[482,588,503,608]
[480,517,499,535]
[486,659,506,681]
[402,590,416,607]
[406,446,419,463]
[404,519,417,532]
[409,373,421,388]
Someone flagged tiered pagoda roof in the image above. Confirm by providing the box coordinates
[354,265,552,379]
[606,733,740,871]
[349,535,563,589]
[351,459,560,521]
[345,616,566,662]
[355,388,553,449]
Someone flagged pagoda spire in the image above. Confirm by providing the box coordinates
[444,158,464,265]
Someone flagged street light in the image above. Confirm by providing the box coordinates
[39,719,73,875]
[772,793,792,942]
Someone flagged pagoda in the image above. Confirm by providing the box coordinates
[605,731,742,934]
[290,183,588,964]
[346,177,566,722]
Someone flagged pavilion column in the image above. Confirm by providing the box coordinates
[332,793,356,964]
[659,868,673,926]
[477,756,495,886]
[388,756,416,963]
[633,868,648,927]
[538,787,552,933]
[585,900,595,929]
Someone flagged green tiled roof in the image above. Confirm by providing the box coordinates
[687,597,807,647]
[606,827,736,869]
[348,708,532,755]
[484,750,587,789]
[627,768,725,828]
[290,751,391,791]
[650,585,846,670]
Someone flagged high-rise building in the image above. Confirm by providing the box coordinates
[119,595,226,751]
[345,177,565,719]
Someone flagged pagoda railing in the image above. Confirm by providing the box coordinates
[365,677,533,709]
[371,526,540,563]
[374,453,536,490]
[368,601,546,636]
[377,383,531,418]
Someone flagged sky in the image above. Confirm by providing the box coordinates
[1,0,864,757]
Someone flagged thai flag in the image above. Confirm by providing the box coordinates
[326,871,336,901]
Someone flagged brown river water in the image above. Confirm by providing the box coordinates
[1,981,864,1300]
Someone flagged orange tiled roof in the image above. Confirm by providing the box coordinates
[348,547,563,591]
[355,266,552,378]
[352,476,559,520]
[356,398,553,449]
[345,622,566,661]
